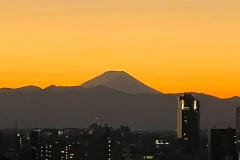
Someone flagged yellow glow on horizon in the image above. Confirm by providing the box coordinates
[0,0,240,98]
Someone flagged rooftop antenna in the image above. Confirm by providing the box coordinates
[95,118,98,124]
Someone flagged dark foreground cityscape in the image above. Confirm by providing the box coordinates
[0,93,239,160]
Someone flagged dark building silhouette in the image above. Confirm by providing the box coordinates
[210,128,237,160]
[30,130,40,160]
[177,93,200,153]
[236,106,240,158]
[0,132,5,159]
[86,123,113,160]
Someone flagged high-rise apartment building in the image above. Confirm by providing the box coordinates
[177,93,200,153]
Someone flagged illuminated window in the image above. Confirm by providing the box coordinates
[181,100,185,110]
[144,156,154,160]
[194,100,197,110]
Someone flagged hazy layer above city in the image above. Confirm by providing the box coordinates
[0,71,239,130]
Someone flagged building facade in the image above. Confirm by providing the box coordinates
[177,93,200,153]
[210,128,237,160]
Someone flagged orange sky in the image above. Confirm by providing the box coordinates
[0,0,240,98]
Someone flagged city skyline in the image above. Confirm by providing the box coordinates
[1,0,240,98]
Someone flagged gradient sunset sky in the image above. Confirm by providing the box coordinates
[0,0,240,98]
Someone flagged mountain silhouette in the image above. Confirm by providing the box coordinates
[81,71,160,94]
[0,71,239,130]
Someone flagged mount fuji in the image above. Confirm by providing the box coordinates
[82,71,160,94]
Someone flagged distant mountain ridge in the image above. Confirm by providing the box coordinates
[0,71,239,130]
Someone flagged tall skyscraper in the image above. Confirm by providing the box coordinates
[177,93,200,153]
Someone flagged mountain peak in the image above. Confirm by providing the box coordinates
[105,70,125,73]
[81,71,161,94]
[17,85,42,91]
